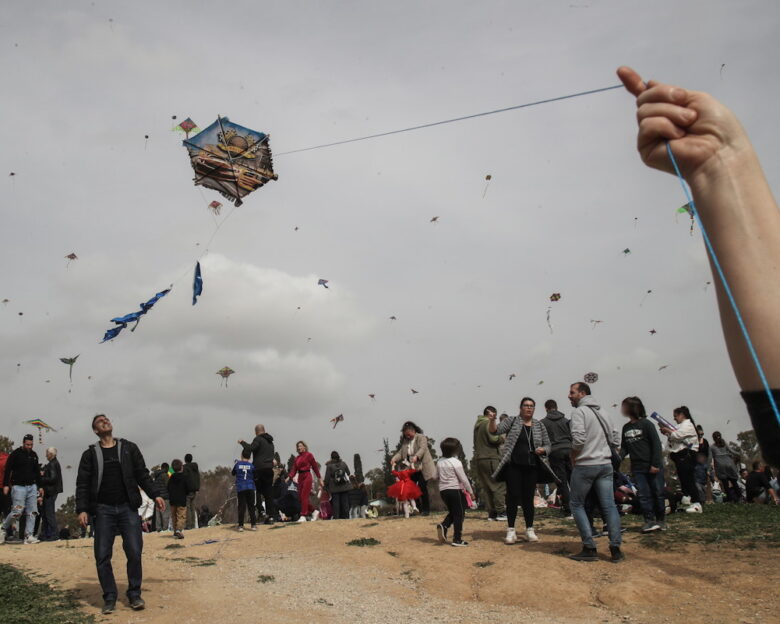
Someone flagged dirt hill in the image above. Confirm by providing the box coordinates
[1,510,777,624]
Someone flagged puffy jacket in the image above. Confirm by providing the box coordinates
[324,460,352,493]
[241,433,275,470]
[41,458,63,496]
[75,439,159,514]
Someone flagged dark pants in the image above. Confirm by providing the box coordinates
[504,463,537,529]
[330,491,350,519]
[633,469,665,522]
[548,450,572,512]
[671,450,700,503]
[254,468,275,519]
[440,489,467,542]
[42,493,58,540]
[93,503,143,602]
[412,472,430,514]
[237,490,257,526]
[721,477,741,502]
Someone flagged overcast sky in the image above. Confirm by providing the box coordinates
[2,1,778,493]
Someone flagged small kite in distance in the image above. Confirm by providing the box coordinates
[173,117,199,138]
[65,253,78,267]
[482,174,492,199]
[369,394,376,401]
[649,329,657,335]
[583,372,599,384]
[192,262,203,306]
[590,320,603,329]
[704,281,712,292]
[537,380,544,385]
[217,366,235,387]
[330,414,344,429]
[208,201,222,215]
[509,373,516,381]
[411,388,419,394]
[389,316,397,321]
[2,299,8,305]
[622,248,631,256]
[23,418,56,443]
[640,290,653,306]
[430,216,439,223]
[658,365,669,371]
[549,293,561,302]
[59,355,79,382]
[317,279,329,289]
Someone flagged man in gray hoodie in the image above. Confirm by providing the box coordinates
[541,400,572,516]
[567,382,624,563]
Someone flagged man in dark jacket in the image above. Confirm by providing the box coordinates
[541,400,573,516]
[75,414,164,614]
[1,434,43,544]
[239,424,276,523]
[40,447,63,541]
[183,454,200,529]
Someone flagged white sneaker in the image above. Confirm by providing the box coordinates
[680,496,691,507]
[0,529,5,545]
[297,516,307,523]
[24,535,40,544]
[685,502,703,514]
[311,511,320,521]
[504,528,517,545]
[525,527,539,542]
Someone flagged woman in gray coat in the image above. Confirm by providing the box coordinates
[489,397,553,544]
[323,452,352,519]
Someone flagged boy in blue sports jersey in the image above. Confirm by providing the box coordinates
[232,450,257,531]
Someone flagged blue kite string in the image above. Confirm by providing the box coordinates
[666,141,780,426]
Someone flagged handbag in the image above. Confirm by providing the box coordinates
[588,406,622,470]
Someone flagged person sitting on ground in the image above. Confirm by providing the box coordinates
[745,461,780,504]
[167,459,189,539]
[436,437,474,547]
[232,450,257,531]
[619,397,665,533]
[275,478,301,522]
[198,505,211,528]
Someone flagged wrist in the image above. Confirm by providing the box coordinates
[688,142,760,195]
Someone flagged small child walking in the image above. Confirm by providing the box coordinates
[436,438,473,547]
[168,459,189,539]
[232,450,257,531]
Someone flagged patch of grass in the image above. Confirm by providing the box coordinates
[361,522,379,528]
[316,598,334,606]
[168,556,216,566]
[194,559,217,567]
[473,560,494,568]
[0,563,95,624]
[164,543,185,550]
[257,575,275,583]
[386,551,399,557]
[346,537,380,547]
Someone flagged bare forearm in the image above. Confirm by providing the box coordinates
[689,147,780,390]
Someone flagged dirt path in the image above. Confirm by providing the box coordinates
[1,514,777,623]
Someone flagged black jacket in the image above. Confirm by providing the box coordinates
[167,472,190,507]
[3,447,41,487]
[152,468,170,499]
[323,459,351,493]
[75,438,159,514]
[41,458,63,497]
[241,433,275,470]
[183,461,200,492]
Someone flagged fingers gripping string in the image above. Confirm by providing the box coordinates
[666,141,780,427]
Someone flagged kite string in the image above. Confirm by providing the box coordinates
[275,84,623,156]
[666,141,780,427]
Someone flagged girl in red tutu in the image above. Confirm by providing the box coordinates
[387,463,422,517]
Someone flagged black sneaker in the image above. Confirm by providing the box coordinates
[102,600,116,614]
[436,524,448,544]
[264,518,275,525]
[569,547,598,562]
[451,540,468,547]
[609,546,625,563]
[129,596,146,610]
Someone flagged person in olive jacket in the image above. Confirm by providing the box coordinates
[323,451,352,519]
[75,414,165,615]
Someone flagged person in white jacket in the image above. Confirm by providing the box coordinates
[659,406,702,513]
[567,382,624,563]
[435,438,474,547]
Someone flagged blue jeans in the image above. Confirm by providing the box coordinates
[93,503,143,601]
[633,469,665,522]
[570,463,622,549]
[2,485,38,537]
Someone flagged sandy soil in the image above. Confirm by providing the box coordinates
[1,513,777,624]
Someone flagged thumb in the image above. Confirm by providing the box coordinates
[617,66,647,98]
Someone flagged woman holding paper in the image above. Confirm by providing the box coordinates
[660,407,702,513]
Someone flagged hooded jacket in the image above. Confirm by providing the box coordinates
[183,461,200,492]
[241,433,275,470]
[323,459,352,493]
[75,438,160,514]
[3,447,41,488]
[473,415,502,460]
[570,396,620,467]
[541,410,572,454]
